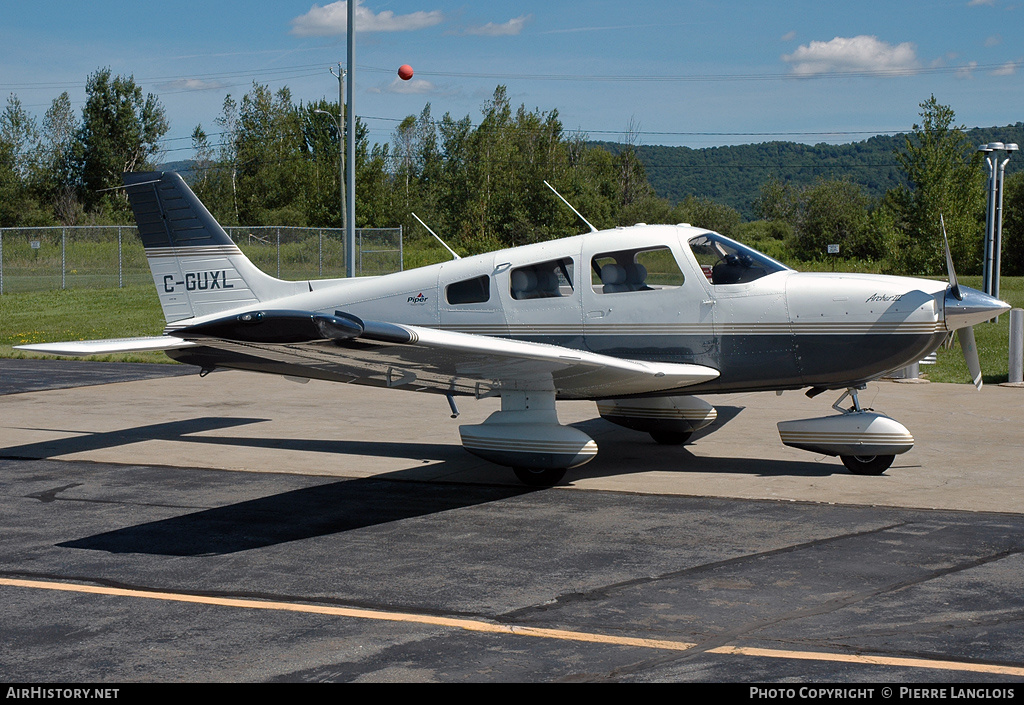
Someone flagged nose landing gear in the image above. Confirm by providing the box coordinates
[778,387,913,475]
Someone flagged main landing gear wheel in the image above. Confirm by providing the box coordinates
[649,431,692,445]
[512,467,567,487]
[840,454,894,475]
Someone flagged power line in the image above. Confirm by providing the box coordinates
[5,58,1018,93]
[361,62,1021,83]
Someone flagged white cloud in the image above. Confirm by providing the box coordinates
[968,0,995,6]
[782,35,920,76]
[465,14,532,36]
[290,1,443,36]
[780,30,796,42]
[991,60,1019,76]
[985,34,1002,47]
[956,60,979,78]
[157,78,230,91]
[386,77,435,94]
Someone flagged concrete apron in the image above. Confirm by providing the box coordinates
[2,369,1021,514]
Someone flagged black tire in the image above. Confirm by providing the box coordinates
[512,467,567,487]
[840,454,895,475]
[650,431,693,445]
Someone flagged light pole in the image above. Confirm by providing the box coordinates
[979,142,1019,303]
[345,0,356,279]
[312,106,345,233]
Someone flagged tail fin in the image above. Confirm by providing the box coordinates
[123,171,308,324]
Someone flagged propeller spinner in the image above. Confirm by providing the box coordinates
[940,215,1011,389]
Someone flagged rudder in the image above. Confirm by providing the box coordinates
[123,171,307,323]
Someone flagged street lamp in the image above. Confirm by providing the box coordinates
[313,107,345,233]
[979,142,1019,303]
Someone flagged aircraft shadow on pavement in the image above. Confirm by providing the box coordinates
[570,407,846,479]
[1,417,271,459]
[31,406,842,556]
[58,477,534,556]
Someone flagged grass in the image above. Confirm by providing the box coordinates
[2,267,1021,385]
[0,285,170,363]
[921,276,1024,385]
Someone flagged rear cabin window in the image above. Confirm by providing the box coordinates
[509,258,574,300]
[591,246,685,294]
[446,275,491,305]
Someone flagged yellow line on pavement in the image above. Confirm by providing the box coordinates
[709,645,1024,677]
[4,577,1022,676]
[0,577,696,650]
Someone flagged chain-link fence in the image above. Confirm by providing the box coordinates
[0,225,402,294]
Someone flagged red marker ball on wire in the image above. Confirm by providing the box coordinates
[398,64,414,81]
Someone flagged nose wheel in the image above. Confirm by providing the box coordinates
[779,386,913,476]
[840,454,895,475]
[513,467,567,487]
[650,431,692,445]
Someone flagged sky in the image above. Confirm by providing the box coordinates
[1,0,1022,162]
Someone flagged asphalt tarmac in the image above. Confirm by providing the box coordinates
[1,359,1023,684]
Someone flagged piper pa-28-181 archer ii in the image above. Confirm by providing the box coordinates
[19,172,1011,486]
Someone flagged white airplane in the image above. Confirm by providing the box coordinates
[19,172,1010,486]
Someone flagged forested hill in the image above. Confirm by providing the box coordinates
[593,122,1024,219]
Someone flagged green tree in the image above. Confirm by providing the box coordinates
[0,94,52,226]
[754,176,800,223]
[36,92,82,224]
[233,84,307,225]
[752,176,878,261]
[886,96,984,274]
[1001,171,1024,276]
[798,179,875,259]
[673,196,742,238]
[78,68,168,215]
[1,94,38,179]
[299,97,345,229]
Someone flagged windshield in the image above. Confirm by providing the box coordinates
[687,232,791,285]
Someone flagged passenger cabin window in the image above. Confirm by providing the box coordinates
[687,232,789,285]
[446,275,491,305]
[591,246,685,294]
[510,258,574,300]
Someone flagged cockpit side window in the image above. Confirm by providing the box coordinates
[446,275,491,305]
[591,246,684,294]
[510,258,574,300]
[687,232,789,285]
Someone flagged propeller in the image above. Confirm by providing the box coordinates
[941,214,961,303]
[957,325,983,390]
[941,215,1009,390]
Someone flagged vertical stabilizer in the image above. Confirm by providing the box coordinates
[122,172,308,323]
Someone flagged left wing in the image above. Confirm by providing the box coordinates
[21,309,718,399]
[173,309,719,399]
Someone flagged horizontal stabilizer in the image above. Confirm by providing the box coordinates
[15,336,193,357]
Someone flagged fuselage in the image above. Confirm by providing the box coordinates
[169,224,953,395]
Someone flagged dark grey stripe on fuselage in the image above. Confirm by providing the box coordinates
[512,332,948,393]
[167,331,947,397]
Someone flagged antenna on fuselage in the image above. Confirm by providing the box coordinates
[411,212,460,260]
[543,180,598,233]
